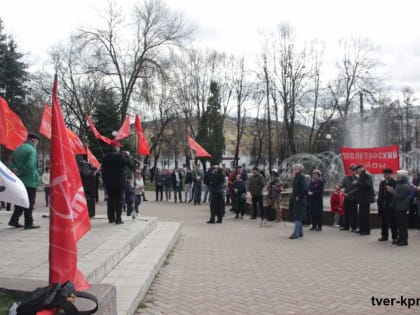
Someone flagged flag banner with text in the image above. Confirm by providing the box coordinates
[0,97,27,150]
[340,145,400,175]
[188,136,211,158]
[39,103,52,139]
[50,77,91,291]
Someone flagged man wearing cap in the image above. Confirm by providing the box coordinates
[248,167,265,219]
[8,133,41,229]
[377,168,397,242]
[101,140,135,224]
[353,165,375,235]
[339,164,359,232]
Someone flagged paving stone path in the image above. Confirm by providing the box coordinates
[136,196,420,315]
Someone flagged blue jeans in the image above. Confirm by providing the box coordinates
[293,220,303,237]
[203,185,209,202]
[135,194,141,213]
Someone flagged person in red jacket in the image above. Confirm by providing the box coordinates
[330,184,345,227]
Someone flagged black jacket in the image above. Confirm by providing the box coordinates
[356,170,375,204]
[171,171,183,189]
[377,177,396,213]
[101,151,135,189]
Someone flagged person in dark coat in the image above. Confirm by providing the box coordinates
[154,168,164,201]
[377,168,397,242]
[308,169,324,231]
[353,165,375,235]
[248,167,265,219]
[289,164,308,239]
[232,174,247,219]
[387,170,410,246]
[101,140,135,224]
[339,164,359,231]
[205,165,225,224]
[192,165,203,205]
[171,167,183,203]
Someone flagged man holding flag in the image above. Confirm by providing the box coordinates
[8,133,41,229]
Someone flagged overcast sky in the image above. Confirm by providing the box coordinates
[2,0,420,96]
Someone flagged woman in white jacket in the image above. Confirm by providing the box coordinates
[134,169,145,217]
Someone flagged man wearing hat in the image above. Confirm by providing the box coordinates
[101,140,135,224]
[339,164,359,232]
[8,133,41,229]
[377,168,397,242]
[353,165,375,235]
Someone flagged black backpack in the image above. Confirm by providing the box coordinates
[9,281,98,315]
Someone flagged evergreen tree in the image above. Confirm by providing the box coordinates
[88,88,122,159]
[196,81,225,165]
[0,19,28,116]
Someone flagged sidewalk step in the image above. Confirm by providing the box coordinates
[79,217,158,284]
[100,221,181,315]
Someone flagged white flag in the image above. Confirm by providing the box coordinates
[0,161,29,208]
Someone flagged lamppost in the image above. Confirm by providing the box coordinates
[326,134,332,152]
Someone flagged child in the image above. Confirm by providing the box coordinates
[330,184,345,227]
[125,174,135,218]
[134,170,145,218]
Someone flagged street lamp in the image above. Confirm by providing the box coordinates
[326,134,332,152]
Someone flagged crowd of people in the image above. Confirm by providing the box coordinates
[155,161,416,247]
[1,133,418,248]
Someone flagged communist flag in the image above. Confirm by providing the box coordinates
[49,76,91,291]
[39,103,52,139]
[86,147,100,170]
[85,113,111,145]
[188,136,211,158]
[0,97,27,150]
[66,128,86,155]
[134,114,150,156]
[115,115,130,140]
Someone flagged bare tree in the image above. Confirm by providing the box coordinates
[50,38,107,140]
[232,57,251,167]
[334,37,381,121]
[78,0,194,123]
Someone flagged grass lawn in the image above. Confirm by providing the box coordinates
[0,289,24,315]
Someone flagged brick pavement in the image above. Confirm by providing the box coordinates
[136,194,420,315]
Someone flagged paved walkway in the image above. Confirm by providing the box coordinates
[136,194,420,315]
[1,190,419,314]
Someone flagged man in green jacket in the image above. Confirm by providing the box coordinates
[8,133,41,229]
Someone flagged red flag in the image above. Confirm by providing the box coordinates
[0,97,28,150]
[134,115,150,156]
[340,145,400,175]
[39,103,52,139]
[50,76,91,290]
[188,136,211,158]
[66,128,86,155]
[115,115,131,140]
[86,147,100,170]
[85,113,111,145]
